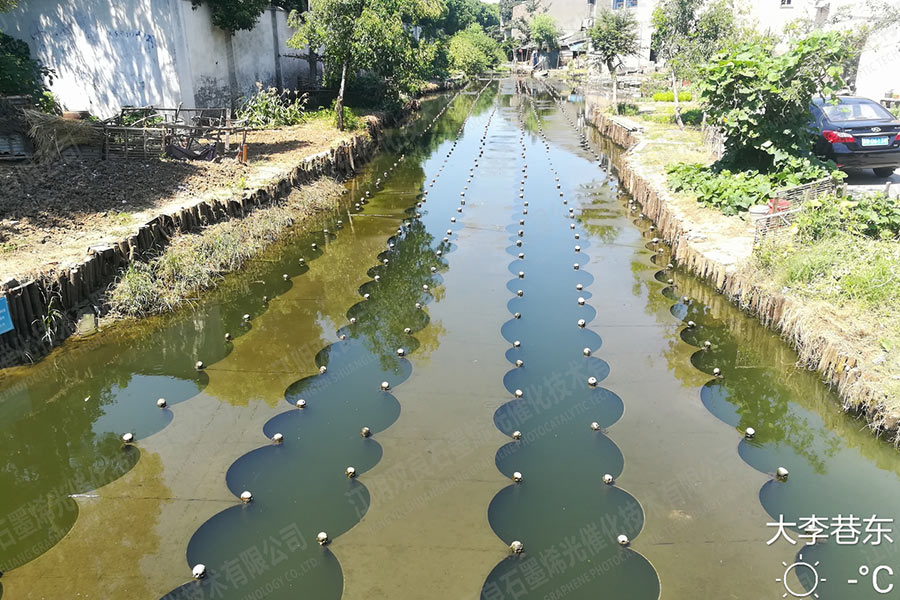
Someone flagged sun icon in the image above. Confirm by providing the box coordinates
[775,553,826,598]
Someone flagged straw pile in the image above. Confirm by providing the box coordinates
[22,108,102,160]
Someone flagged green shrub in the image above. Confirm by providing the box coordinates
[237,83,308,128]
[667,158,836,215]
[681,108,703,125]
[697,31,848,171]
[640,72,670,98]
[303,102,363,131]
[1,31,56,111]
[652,90,692,102]
[345,71,388,108]
[448,24,503,76]
[615,102,639,116]
[796,193,900,242]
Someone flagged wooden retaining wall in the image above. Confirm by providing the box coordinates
[0,122,383,367]
[589,112,891,438]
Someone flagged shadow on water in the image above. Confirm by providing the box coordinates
[480,84,659,600]
[0,87,476,583]
[630,179,900,597]
[160,82,499,600]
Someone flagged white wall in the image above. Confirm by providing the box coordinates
[0,0,312,117]
[856,27,900,101]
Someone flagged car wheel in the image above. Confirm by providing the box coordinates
[873,167,897,178]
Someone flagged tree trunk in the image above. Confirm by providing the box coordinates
[307,48,319,87]
[671,70,684,128]
[608,59,618,113]
[336,59,348,131]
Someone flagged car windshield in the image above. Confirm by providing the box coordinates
[822,100,895,122]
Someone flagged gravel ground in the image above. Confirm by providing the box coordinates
[844,166,900,198]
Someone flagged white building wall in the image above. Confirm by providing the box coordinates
[0,0,312,117]
[855,27,900,101]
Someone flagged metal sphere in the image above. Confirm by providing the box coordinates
[397,348,405,357]
[588,376,598,387]
[776,467,789,480]
[602,473,614,485]
[617,535,629,546]
[273,433,284,444]
[745,427,756,439]
[512,472,523,483]
[224,333,232,341]
[240,490,253,503]
[583,348,591,356]
[512,430,522,440]
[577,297,585,306]
[687,320,696,328]
[577,319,586,328]
[296,399,307,409]
[346,466,357,478]
[195,360,205,370]
[404,327,412,334]
[319,366,327,374]
[713,367,721,377]
[157,398,167,409]
[122,432,135,444]
[192,564,207,580]
[361,427,371,438]
[381,381,391,391]
[316,532,329,546]
[590,421,601,431]
[514,389,524,399]
[510,541,524,554]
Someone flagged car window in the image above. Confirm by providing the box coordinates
[822,101,894,122]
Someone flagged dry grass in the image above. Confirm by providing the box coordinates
[21,109,102,161]
[108,178,343,317]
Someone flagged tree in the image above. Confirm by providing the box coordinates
[498,0,518,37]
[0,32,56,111]
[651,0,736,126]
[288,0,441,130]
[698,31,849,170]
[529,13,559,51]
[783,0,900,92]
[589,8,639,112]
[448,24,504,75]
[190,0,269,32]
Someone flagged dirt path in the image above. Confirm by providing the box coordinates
[0,120,359,284]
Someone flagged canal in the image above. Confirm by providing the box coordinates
[1,79,899,600]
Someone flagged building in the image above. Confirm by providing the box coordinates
[744,0,899,101]
[510,0,655,71]
[0,0,317,117]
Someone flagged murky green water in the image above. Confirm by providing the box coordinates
[1,79,899,600]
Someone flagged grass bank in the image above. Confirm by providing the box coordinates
[584,90,900,439]
[108,178,343,317]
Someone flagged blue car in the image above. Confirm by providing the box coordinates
[810,96,900,178]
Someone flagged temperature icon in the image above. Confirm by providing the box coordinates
[776,553,826,598]
[848,565,894,594]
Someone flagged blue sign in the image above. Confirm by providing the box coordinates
[0,296,13,334]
